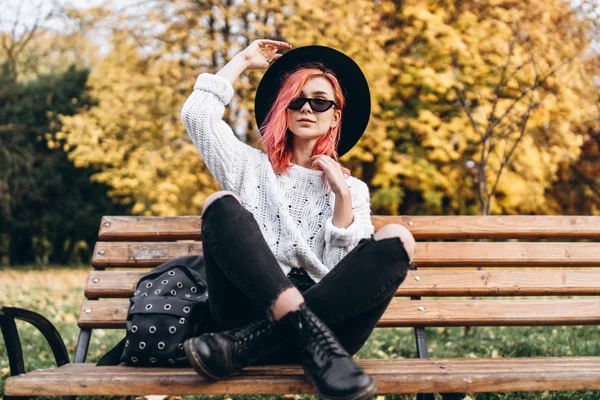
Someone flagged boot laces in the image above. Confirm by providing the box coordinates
[302,313,347,359]
[229,320,270,356]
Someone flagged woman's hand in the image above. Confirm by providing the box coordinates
[239,39,293,70]
[310,155,349,195]
[216,39,292,83]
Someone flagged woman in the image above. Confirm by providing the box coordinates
[180,39,416,400]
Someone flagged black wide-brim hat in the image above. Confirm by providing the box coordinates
[254,45,371,158]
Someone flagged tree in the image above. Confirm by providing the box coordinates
[0,65,128,265]
[59,0,293,216]
[59,0,599,218]
[0,0,126,265]
[549,55,600,215]
[370,0,598,215]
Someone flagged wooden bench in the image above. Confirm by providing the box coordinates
[3,215,600,399]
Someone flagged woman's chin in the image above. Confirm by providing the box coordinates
[290,131,322,140]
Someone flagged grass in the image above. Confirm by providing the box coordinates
[1,267,599,400]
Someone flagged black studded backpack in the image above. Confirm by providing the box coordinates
[97,255,210,367]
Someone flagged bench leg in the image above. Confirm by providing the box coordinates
[412,267,435,400]
[413,327,434,400]
[413,326,429,358]
[411,267,464,400]
[73,328,92,363]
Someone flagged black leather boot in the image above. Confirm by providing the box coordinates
[280,303,377,400]
[183,317,285,380]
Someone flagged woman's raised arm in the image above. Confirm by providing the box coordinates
[180,40,291,193]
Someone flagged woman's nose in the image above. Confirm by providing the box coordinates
[300,101,313,113]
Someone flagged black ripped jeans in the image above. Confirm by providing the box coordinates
[200,194,411,363]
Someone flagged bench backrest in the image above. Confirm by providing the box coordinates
[80,216,600,331]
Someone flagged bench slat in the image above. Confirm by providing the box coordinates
[92,241,600,268]
[85,270,600,298]
[99,215,600,241]
[78,299,600,328]
[92,242,203,268]
[99,216,203,241]
[18,357,600,374]
[7,358,600,395]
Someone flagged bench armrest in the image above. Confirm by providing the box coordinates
[0,306,70,377]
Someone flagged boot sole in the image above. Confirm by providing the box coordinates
[185,338,377,400]
[183,338,225,381]
[307,371,378,400]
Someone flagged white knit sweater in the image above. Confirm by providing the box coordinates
[181,73,375,283]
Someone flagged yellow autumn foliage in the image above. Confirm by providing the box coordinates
[58,0,599,216]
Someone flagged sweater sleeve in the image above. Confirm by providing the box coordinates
[322,179,375,269]
[180,73,256,193]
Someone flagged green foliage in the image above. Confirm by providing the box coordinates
[0,64,129,265]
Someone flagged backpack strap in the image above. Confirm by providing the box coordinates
[138,255,205,286]
[96,337,126,366]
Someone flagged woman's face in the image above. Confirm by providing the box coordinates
[286,76,341,141]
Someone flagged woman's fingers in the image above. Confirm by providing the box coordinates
[311,157,323,167]
[259,44,291,58]
[240,39,291,70]
[311,155,334,163]
[311,157,333,172]
[311,155,341,174]
[258,39,292,48]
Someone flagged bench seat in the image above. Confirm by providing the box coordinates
[7,357,600,396]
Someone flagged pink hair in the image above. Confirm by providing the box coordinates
[258,63,351,176]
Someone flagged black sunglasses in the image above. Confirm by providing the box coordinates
[287,97,337,113]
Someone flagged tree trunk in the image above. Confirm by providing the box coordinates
[9,230,36,265]
[49,233,70,265]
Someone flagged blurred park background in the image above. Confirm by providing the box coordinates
[2,1,600,399]
[1,0,600,267]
